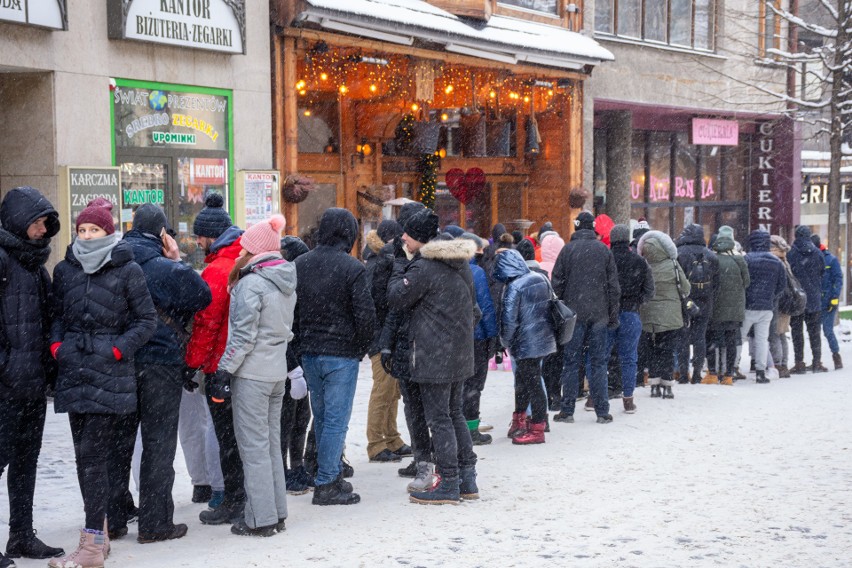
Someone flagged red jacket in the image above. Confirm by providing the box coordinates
[185,235,242,373]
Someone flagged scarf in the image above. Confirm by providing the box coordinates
[0,228,51,271]
[72,233,120,274]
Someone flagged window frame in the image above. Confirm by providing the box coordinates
[594,0,717,52]
[758,0,782,58]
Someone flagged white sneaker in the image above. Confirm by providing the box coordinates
[406,462,439,493]
[478,421,494,432]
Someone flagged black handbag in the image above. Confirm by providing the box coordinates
[672,260,700,328]
[546,280,577,345]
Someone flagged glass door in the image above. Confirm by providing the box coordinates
[118,159,170,235]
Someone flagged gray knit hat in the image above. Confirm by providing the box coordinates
[610,224,631,244]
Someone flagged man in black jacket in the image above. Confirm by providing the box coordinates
[296,208,376,506]
[551,212,620,424]
[0,187,65,565]
[388,209,480,505]
[675,224,720,384]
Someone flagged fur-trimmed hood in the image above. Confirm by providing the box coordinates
[420,238,477,264]
[638,230,677,263]
[365,229,385,254]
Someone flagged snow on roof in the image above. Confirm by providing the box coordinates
[300,0,614,65]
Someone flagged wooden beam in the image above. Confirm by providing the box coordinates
[281,36,300,233]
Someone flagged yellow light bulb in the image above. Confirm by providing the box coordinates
[489,90,496,99]
[339,85,348,94]
[441,113,449,122]
[295,80,306,90]
[411,103,419,112]
[304,110,312,117]
[548,89,554,96]
[299,90,306,96]
[369,84,378,93]
[444,85,454,94]
[524,96,530,103]
[320,72,328,81]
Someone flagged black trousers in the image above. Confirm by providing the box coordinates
[419,380,476,480]
[0,398,46,534]
[206,386,245,508]
[462,339,490,422]
[70,413,119,530]
[514,358,548,423]
[136,363,183,535]
[707,326,740,375]
[398,377,432,464]
[677,311,711,376]
[281,381,311,469]
[542,344,564,408]
[644,330,680,381]
[791,310,822,365]
[108,411,137,532]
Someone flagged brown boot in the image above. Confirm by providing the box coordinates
[48,530,104,568]
[700,374,719,385]
[833,352,843,370]
[507,412,527,438]
[776,365,790,378]
[584,396,595,411]
[812,362,829,373]
[720,376,734,386]
[623,396,636,414]
[790,361,808,374]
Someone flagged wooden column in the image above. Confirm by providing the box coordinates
[280,36,300,233]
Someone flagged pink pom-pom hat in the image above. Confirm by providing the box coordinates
[241,214,286,256]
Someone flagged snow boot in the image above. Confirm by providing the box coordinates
[700,374,719,385]
[675,371,688,385]
[649,377,662,398]
[488,357,498,371]
[340,454,354,478]
[286,468,310,495]
[790,361,808,374]
[776,365,790,378]
[137,523,187,544]
[507,412,527,438]
[690,369,703,384]
[584,396,595,411]
[661,379,674,399]
[512,421,545,445]
[191,484,212,503]
[48,530,104,568]
[812,362,829,373]
[552,411,573,423]
[398,460,417,478]
[467,420,492,445]
[623,396,636,414]
[720,375,734,386]
[756,370,769,384]
[732,369,747,381]
[5,529,64,560]
[199,501,244,525]
[833,352,843,370]
[230,519,277,537]
[596,414,613,424]
[409,476,460,505]
[312,482,360,506]
[407,462,439,493]
[459,466,479,500]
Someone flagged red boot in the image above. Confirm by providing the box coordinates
[507,412,527,438]
[512,421,545,445]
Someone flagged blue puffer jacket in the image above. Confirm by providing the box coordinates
[124,230,212,365]
[470,258,498,341]
[820,249,843,310]
[493,250,556,360]
[787,234,824,313]
[744,231,786,311]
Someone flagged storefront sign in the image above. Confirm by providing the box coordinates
[106,0,245,54]
[749,119,797,233]
[631,176,716,201]
[801,182,852,204]
[0,0,67,30]
[243,172,279,229]
[190,158,227,185]
[113,83,228,152]
[691,119,739,146]
[123,188,165,205]
[59,166,122,241]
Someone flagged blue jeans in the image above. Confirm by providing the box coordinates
[822,310,840,354]
[561,320,610,416]
[301,355,360,486]
[607,311,642,398]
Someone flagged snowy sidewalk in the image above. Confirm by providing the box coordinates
[2,325,851,567]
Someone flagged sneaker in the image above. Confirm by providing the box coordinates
[407,462,439,493]
[286,469,310,495]
[230,519,277,537]
[596,414,613,424]
[622,396,636,414]
[137,523,188,544]
[370,449,403,463]
[191,485,213,503]
[478,421,494,432]
[552,411,574,423]
[312,482,360,506]
[470,429,492,446]
[200,502,244,525]
[393,444,413,457]
[584,397,594,411]
[409,476,460,505]
[6,529,64,559]
[208,490,225,509]
[398,460,417,478]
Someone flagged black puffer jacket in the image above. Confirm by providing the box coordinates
[611,241,655,312]
[0,187,61,400]
[551,229,620,325]
[365,230,395,356]
[295,208,376,360]
[378,254,414,380]
[675,224,720,311]
[387,238,480,383]
[787,233,824,313]
[51,241,158,415]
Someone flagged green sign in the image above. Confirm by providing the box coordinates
[153,131,197,145]
[123,189,165,205]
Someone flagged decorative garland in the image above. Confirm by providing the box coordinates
[418,153,439,209]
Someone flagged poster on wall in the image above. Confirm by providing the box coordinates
[58,166,122,246]
[106,0,245,54]
[0,0,67,30]
[112,81,230,152]
[235,171,280,229]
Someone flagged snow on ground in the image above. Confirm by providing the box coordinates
[3,323,852,567]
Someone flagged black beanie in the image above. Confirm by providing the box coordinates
[575,211,595,231]
[810,234,821,248]
[133,204,173,238]
[516,238,536,261]
[795,225,812,239]
[280,235,309,261]
[397,202,426,230]
[404,209,440,244]
[193,193,233,238]
[377,219,402,243]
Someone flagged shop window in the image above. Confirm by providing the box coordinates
[297,182,337,246]
[497,182,524,227]
[593,130,608,199]
[434,185,461,228]
[722,142,749,202]
[700,145,722,202]
[499,0,559,16]
[648,132,671,203]
[759,1,781,58]
[674,132,698,202]
[595,0,716,51]
[465,188,492,238]
[298,99,339,154]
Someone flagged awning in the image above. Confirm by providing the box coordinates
[296,0,614,71]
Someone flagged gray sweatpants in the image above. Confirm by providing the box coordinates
[232,377,288,528]
[741,309,773,372]
[179,387,224,491]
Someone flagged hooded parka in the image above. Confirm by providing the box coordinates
[710,234,750,324]
[637,231,691,333]
[787,231,825,313]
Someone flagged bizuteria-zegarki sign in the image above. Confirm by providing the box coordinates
[106,0,245,54]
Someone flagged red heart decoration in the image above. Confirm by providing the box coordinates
[463,168,486,203]
[445,168,487,205]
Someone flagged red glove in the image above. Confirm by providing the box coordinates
[112,347,122,361]
[50,342,61,359]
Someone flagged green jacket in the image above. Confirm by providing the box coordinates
[711,236,750,323]
[638,231,690,333]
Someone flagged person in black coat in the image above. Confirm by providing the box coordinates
[50,200,157,565]
[388,209,480,504]
[121,204,211,542]
[295,208,376,506]
[787,225,827,373]
[0,187,65,563]
[675,224,720,383]
[551,212,620,423]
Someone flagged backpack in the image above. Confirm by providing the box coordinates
[779,269,807,316]
[686,251,713,299]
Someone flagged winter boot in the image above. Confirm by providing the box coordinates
[199,501,244,525]
[649,377,662,398]
[507,412,527,438]
[467,420,492,445]
[230,519,277,537]
[409,476,460,505]
[675,371,688,385]
[690,369,704,384]
[102,519,110,560]
[488,357,498,371]
[191,484,213,503]
[596,414,614,424]
[312,482,360,506]
[732,369,747,381]
[833,352,843,370]
[459,466,479,500]
[776,365,791,378]
[552,411,573,423]
[622,396,636,414]
[407,462,439,493]
[661,379,675,399]
[720,375,734,386]
[812,362,829,373]
[700,374,719,385]
[340,454,355,478]
[48,530,104,568]
[584,397,595,411]
[503,357,512,372]
[790,361,808,374]
[512,421,546,445]
[5,529,64,560]
[286,468,310,495]
[137,523,188,544]
[755,370,769,384]
[398,460,417,478]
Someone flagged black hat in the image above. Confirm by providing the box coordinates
[574,211,595,231]
[377,219,402,243]
[404,209,440,244]
[795,225,812,239]
[516,238,536,261]
[133,204,174,238]
[280,235,309,261]
[810,234,821,248]
[193,193,233,238]
[397,202,426,230]
[444,224,465,238]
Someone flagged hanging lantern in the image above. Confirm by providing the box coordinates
[525,115,541,156]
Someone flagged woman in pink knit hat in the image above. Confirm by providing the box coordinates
[213,214,298,537]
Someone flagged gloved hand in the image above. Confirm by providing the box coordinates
[828,298,839,312]
[182,365,201,392]
[393,237,407,259]
[207,370,233,403]
[287,366,307,400]
[380,349,394,375]
[486,337,499,360]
